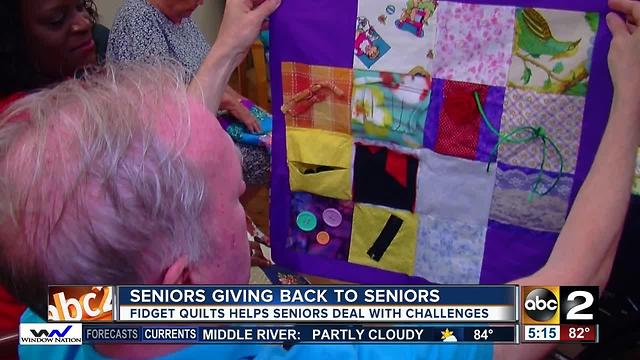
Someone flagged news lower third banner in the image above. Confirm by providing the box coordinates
[20,324,517,345]
[48,285,517,323]
[84,324,517,344]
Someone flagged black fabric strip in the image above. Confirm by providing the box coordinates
[367,215,404,261]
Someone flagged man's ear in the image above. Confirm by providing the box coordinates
[162,256,191,285]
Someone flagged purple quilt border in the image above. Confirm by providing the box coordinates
[424,79,445,150]
[477,86,506,163]
[570,13,613,207]
[270,0,612,284]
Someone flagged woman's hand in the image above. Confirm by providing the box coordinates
[607,0,640,109]
[190,0,280,119]
[221,87,262,133]
[216,0,281,68]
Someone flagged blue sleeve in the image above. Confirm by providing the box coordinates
[254,344,493,360]
[20,308,43,323]
[162,343,493,360]
[356,344,493,360]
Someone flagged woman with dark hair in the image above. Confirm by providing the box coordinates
[0,0,107,98]
[0,1,106,356]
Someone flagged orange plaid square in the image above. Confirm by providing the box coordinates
[281,62,352,134]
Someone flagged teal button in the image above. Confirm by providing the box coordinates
[296,211,317,232]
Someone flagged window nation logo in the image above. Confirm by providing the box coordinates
[20,323,83,345]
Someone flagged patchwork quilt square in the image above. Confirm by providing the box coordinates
[425,80,505,161]
[354,0,439,74]
[497,88,585,174]
[287,192,354,261]
[286,128,353,200]
[282,62,353,134]
[352,69,431,148]
[353,143,419,211]
[433,3,516,87]
[508,8,599,96]
[414,214,487,284]
[349,204,418,275]
[489,164,574,233]
[416,149,496,226]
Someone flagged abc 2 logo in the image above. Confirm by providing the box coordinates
[522,287,598,325]
[48,286,113,322]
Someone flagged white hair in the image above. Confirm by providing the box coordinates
[0,63,211,318]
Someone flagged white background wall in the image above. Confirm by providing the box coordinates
[96,0,225,43]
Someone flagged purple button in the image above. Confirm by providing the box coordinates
[322,208,342,228]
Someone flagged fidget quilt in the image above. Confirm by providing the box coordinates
[269,0,613,284]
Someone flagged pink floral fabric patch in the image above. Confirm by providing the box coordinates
[433,3,516,87]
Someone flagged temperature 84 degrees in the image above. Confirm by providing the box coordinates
[475,329,492,341]
[463,327,516,343]
[560,325,597,342]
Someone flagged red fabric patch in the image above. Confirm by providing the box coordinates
[0,92,29,334]
[434,81,488,160]
[385,150,408,187]
[366,145,383,155]
[0,92,27,113]
[0,286,24,332]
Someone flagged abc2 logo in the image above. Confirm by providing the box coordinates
[522,287,598,325]
[48,286,113,322]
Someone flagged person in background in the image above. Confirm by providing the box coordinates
[109,0,273,254]
[0,0,106,98]
[0,0,107,354]
[107,0,270,187]
[3,0,639,358]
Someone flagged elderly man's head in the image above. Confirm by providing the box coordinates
[0,64,250,319]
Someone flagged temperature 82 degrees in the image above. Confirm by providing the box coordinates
[560,325,597,343]
[464,327,516,343]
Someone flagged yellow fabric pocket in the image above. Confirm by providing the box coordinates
[286,127,353,200]
[348,204,418,275]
